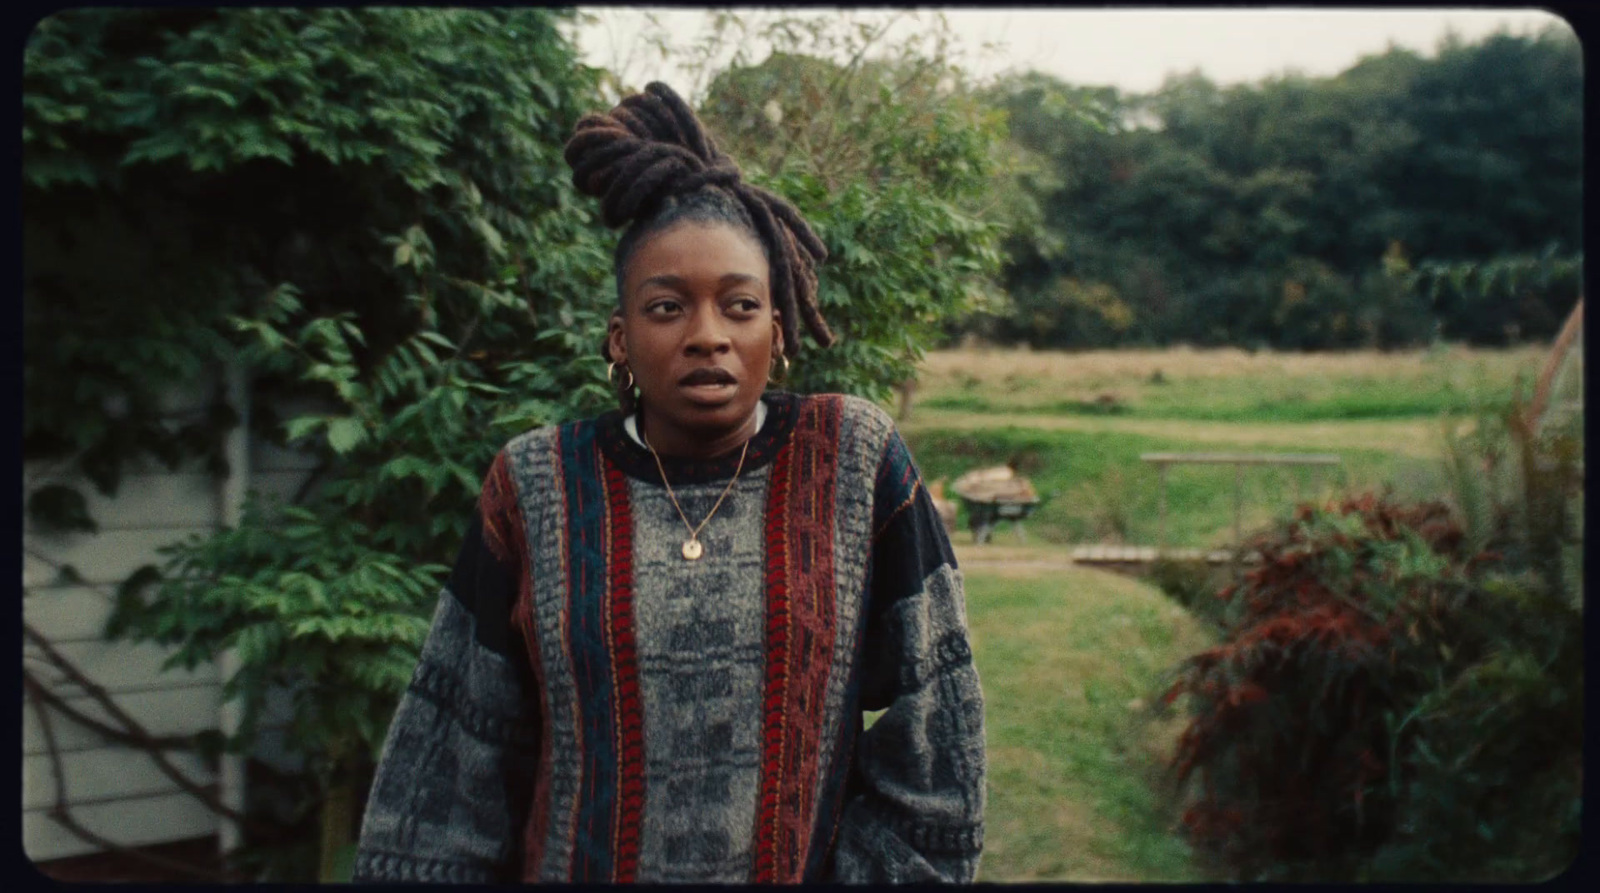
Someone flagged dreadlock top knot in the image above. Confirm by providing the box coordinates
[563,84,744,229]
[672,161,741,196]
[564,82,835,357]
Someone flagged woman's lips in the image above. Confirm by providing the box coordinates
[677,367,739,405]
[679,380,737,404]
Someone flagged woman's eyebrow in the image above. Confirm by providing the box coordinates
[636,273,688,293]
[636,272,764,293]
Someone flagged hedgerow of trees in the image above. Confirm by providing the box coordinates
[979,24,1581,350]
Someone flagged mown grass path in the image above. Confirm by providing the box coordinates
[962,548,1216,881]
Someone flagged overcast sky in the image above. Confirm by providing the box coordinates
[572,7,1573,96]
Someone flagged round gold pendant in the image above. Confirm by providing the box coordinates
[682,538,704,561]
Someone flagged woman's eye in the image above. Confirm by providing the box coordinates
[645,299,682,316]
[730,297,761,313]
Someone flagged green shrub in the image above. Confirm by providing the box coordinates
[28,7,612,880]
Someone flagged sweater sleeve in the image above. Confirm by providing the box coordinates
[829,429,986,883]
[353,451,540,883]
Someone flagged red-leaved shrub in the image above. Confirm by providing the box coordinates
[1162,493,1494,879]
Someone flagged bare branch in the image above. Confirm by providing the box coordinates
[23,623,268,835]
[23,672,197,750]
[25,676,228,882]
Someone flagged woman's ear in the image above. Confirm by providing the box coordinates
[607,312,628,366]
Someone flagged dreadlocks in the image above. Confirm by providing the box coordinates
[563,82,834,364]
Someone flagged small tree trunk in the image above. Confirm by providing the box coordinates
[319,780,357,882]
[897,376,917,421]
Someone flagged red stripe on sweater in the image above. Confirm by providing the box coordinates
[603,457,645,881]
[752,396,842,881]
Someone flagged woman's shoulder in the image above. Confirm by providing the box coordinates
[495,412,614,462]
[793,392,902,459]
[793,391,894,425]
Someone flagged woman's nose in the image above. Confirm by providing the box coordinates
[684,306,732,354]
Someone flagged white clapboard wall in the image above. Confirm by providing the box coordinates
[22,386,322,862]
[237,400,324,780]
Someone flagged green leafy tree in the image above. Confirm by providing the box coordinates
[26,7,612,879]
[631,10,1008,396]
[976,72,1145,346]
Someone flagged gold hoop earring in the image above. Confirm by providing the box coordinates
[770,352,790,385]
[608,361,634,391]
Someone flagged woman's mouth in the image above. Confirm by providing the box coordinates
[678,368,739,403]
[680,382,735,404]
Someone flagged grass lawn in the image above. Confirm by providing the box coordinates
[902,345,1548,547]
[959,546,1217,882]
[907,424,1436,548]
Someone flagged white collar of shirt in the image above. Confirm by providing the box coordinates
[624,400,767,448]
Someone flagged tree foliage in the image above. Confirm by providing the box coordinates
[25,8,615,484]
[982,24,1581,350]
[630,11,1008,396]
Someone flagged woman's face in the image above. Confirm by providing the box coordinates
[609,221,779,446]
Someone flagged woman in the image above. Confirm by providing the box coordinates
[353,82,984,884]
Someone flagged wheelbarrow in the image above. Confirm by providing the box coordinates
[950,465,1041,544]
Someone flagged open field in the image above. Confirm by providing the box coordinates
[905,412,1453,459]
[959,546,1217,881]
[903,345,1550,548]
[916,344,1547,422]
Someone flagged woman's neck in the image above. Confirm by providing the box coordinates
[636,402,763,460]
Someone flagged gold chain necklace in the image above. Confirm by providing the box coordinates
[642,432,750,561]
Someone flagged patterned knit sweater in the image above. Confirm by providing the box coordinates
[353,392,985,883]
